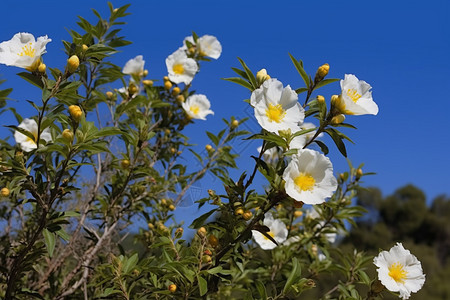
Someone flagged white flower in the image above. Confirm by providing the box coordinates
[306,207,337,243]
[374,243,426,299]
[182,94,214,120]
[252,79,304,134]
[338,74,378,115]
[0,33,51,71]
[166,48,198,84]
[252,213,287,250]
[183,35,222,59]
[14,118,52,152]
[257,146,279,165]
[283,149,337,205]
[122,55,145,75]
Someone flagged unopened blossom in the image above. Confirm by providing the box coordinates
[14,118,52,152]
[252,213,287,250]
[252,78,304,134]
[182,94,214,120]
[123,55,145,75]
[166,48,198,84]
[336,74,379,115]
[374,243,425,299]
[283,149,337,205]
[0,33,51,71]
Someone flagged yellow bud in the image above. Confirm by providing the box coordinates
[205,144,213,151]
[197,227,207,237]
[161,198,167,206]
[170,147,176,154]
[317,63,330,78]
[169,204,175,211]
[242,211,253,220]
[340,173,346,181]
[1,187,10,197]
[175,227,183,238]
[188,47,196,55]
[128,83,138,95]
[164,129,171,135]
[202,255,212,263]
[311,244,318,256]
[158,224,166,231]
[62,129,74,142]
[235,208,244,215]
[256,68,270,83]
[68,105,83,122]
[172,87,181,96]
[106,91,114,100]
[208,234,219,247]
[168,284,177,293]
[38,63,46,73]
[147,222,154,230]
[164,81,172,90]
[331,114,345,125]
[82,44,89,52]
[163,76,169,81]
[121,159,130,169]
[231,119,239,128]
[294,210,303,218]
[143,69,148,77]
[67,55,80,73]
[143,80,153,86]
[176,95,185,103]
[356,168,363,179]
[316,95,325,104]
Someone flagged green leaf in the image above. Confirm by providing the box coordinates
[223,77,253,91]
[325,128,347,157]
[206,131,219,146]
[123,253,139,274]
[295,87,308,94]
[283,257,301,293]
[197,275,207,296]
[255,281,267,299]
[43,228,56,258]
[17,72,44,89]
[313,78,340,90]
[289,53,309,87]
[189,209,217,229]
[314,140,329,155]
[237,57,257,89]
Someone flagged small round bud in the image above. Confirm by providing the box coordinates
[208,234,219,247]
[168,204,175,211]
[172,87,181,96]
[316,95,325,104]
[161,198,167,206]
[340,173,346,181]
[38,63,46,73]
[356,168,363,179]
[256,69,270,84]
[168,284,177,293]
[106,91,114,99]
[1,187,10,197]
[121,159,130,169]
[242,211,253,221]
[147,222,154,230]
[188,47,196,55]
[164,129,171,135]
[197,227,207,237]
[163,76,169,81]
[128,83,138,95]
[82,44,89,52]
[67,55,80,73]
[205,144,213,152]
[235,208,244,215]
[62,129,74,142]
[143,80,153,87]
[331,114,345,125]
[202,255,212,263]
[170,147,176,154]
[164,81,172,90]
[68,105,83,123]
[175,95,185,103]
[294,210,303,218]
[231,119,239,128]
[208,189,215,197]
[174,227,183,238]
[317,63,329,78]
[143,69,148,77]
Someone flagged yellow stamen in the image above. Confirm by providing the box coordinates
[388,263,407,283]
[190,105,200,115]
[294,173,315,191]
[18,42,36,57]
[173,63,184,75]
[263,231,275,240]
[347,88,362,103]
[265,104,286,123]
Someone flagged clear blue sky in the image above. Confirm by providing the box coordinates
[1,0,449,206]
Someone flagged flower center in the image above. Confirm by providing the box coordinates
[388,262,407,283]
[347,89,362,103]
[263,231,275,240]
[265,104,286,123]
[190,105,200,115]
[18,42,36,58]
[294,173,315,191]
[173,63,184,75]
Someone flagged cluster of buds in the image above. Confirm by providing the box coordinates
[160,198,175,211]
[163,76,172,90]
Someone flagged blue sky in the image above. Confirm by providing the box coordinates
[1,0,449,206]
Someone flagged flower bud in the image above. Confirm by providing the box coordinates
[143,80,153,87]
[208,234,219,247]
[168,204,175,211]
[62,129,74,142]
[106,91,114,99]
[147,222,154,230]
[68,105,83,123]
[176,94,185,103]
[1,187,10,197]
[164,81,172,90]
[170,147,176,154]
[67,55,80,73]
[143,69,148,77]
[172,87,181,96]
[256,68,270,84]
[204,249,212,256]
[356,168,363,180]
[331,114,345,125]
[82,44,89,52]
[128,83,138,95]
[168,284,177,293]
[231,119,239,129]
[316,95,325,104]
[235,207,244,215]
[38,63,46,73]
[311,244,318,256]
[161,198,167,206]
[163,76,169,82]
[175,227,183,239]
[202,255,212,263]
[294,210,303,218]
[242,211,253,220]
[121,159,130,169]
[315,63,329,81]
[205,144,213,152]
[197,227,207,237]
